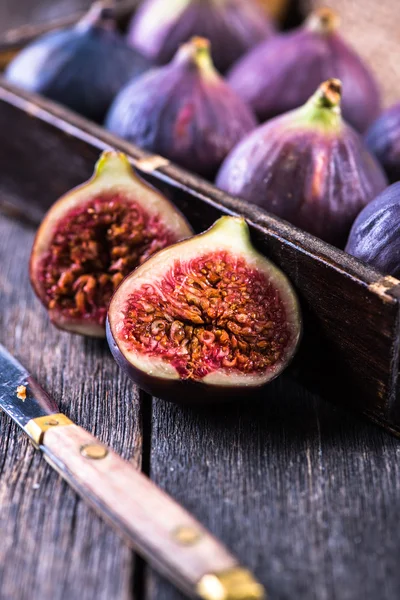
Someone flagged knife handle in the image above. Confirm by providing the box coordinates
[36,419,264,600]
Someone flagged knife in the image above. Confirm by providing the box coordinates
[0,343,265,600]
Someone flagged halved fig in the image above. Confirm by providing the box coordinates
[30,151,193,337]
[107,216,301,402]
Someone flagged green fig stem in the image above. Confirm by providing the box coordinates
[77,0,116,32]
[305,7,340,34]
[312,79,342,110]
[175,37,218,78]
[211,216,249,239]
[94,150,134,180]
[297,79,343,132]
[205,216,256,253]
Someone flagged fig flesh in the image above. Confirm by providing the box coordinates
[30,151,193,337]
[216,79,388,247]
[227,7,380,133]
[106,37,257,178]
[366,103,400,184]
[345,183,400,277]
[5,1,152,123]
[107,216,301,403]
[127,0,274,74]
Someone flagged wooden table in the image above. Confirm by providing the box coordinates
[1,211,399,600]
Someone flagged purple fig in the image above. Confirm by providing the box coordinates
[107,216,301,403]
[126,0,274,74]
[366,103,400,184]
[228,7,380,133]
[5,1,152,123]
[30,151,193,337]
[216,79,388,247]
[106,37,257,178]
[346,183,400,277]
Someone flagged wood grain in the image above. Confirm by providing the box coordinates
[148,379,400,600]
[0,214,142,599]
[42,423,241,598]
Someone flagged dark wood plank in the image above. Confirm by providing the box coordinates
[148,379,400,600]
[0,214,142,599]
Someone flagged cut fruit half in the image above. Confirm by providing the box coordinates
[107,216,302,402]
[30,150,193,337]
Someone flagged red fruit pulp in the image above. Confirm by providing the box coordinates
[120,251,291,380]
[37,194,176,327]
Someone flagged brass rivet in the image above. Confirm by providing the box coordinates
[80,444,108,460]
[172,525,202,546]
[44,418,59,427]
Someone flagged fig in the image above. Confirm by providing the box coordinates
[366,103,400,184]
[345,183,400,277]
[5,1,152,123]
[126,0,274,74]
[227,7,380,133]
[107,216,301,403]
[106,37,257,179]
[216,79,388,247]
[29,151,193,337]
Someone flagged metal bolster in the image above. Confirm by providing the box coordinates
[368,275,400,303]
[25,413,73,447]
[196,568,266,600]
[135,155,170,173]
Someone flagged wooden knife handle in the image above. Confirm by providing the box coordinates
[38,421,264,600]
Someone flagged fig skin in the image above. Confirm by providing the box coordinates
[216,79,388,247]
[106,37,257,179]
[227,7,380,133]
[107,216,302,404]
[345,183,400,277]
[126,0,274,74]
[5,1,152,123]
[366,104,400,184]
[29,151,193,338]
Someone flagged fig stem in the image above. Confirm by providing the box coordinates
[298,79,342,131]
[175,37,217,76]
[77,0,116,32]
[305,7,340,34]
[313,78,342,110]
[94,150,134,179]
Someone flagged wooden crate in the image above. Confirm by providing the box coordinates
[0,3,399,436]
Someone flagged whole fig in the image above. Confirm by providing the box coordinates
[106,37,257,178]
[107,216,301,403]
[126,0,274,74]
[216,79,388,246]
[346,183,400,277]
[5,1,152,123]
[30,151,193,337]
[366,103,400,184]
[228,7,380,133]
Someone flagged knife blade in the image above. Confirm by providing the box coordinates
[0,344,265,600]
